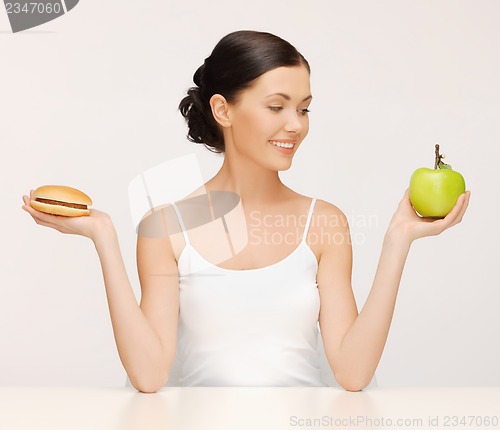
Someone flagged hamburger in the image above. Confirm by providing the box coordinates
[30,185,92,217]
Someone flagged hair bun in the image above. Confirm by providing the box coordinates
[193,62,206,87]
[178,86,223,153]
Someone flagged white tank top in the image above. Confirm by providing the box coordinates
[169,197,326,386]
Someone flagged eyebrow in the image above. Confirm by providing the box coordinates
[265,92,313,102]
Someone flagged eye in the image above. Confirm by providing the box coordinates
[298,108,311,116]
[268,106,283,112]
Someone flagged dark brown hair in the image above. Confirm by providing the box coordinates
[179,30,310,154]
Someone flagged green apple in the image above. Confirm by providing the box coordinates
[409,144,466,219]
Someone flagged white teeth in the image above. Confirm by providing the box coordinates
[270,140,294,149]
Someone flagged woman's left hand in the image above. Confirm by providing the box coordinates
[387,188,471,244]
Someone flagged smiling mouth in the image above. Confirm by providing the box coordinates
[269,140,296,149]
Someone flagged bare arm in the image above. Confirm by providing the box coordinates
[318,189,470,391]
[22,191,179,393]
[93,220,178,393]
[328,231,411,390]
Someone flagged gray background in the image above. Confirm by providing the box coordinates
[1,0,499,387]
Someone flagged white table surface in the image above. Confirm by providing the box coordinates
[0,386,498,430]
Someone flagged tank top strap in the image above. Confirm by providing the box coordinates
[171,201,190,246]
[301,197,317,243]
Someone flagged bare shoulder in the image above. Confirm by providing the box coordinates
[308,198,351,263]
[314,198,348,221]
[136,201,187,265]
[312,198,350,235]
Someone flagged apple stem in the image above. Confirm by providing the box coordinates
[434,144,443,169]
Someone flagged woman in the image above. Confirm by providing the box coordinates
[21,30,470,392]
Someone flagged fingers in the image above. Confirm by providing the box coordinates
[432,191,471,233]
[401,187,429,220]
[22,193,60,228]
[449,191,471,227]
[397,187,413,213]
[446,191,469,224]
[21,195,30,211]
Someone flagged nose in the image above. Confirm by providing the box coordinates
[284,110,306,134]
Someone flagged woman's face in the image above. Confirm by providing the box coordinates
[224,65,312,171]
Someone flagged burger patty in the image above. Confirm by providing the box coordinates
[35,198,87,210]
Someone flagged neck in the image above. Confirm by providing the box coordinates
[206,154,289,208]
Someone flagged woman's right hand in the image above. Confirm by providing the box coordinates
[21,189,113,243]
